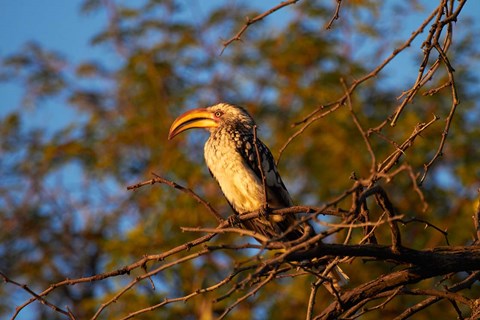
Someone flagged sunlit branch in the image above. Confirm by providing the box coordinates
[221,0,301,53]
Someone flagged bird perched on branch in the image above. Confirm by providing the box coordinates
[168,103,312,242]
[169,103,348,292]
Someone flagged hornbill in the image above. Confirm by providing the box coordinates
[168,103,312,242]
[169,103,347,290]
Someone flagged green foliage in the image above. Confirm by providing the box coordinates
[0,0,479,319]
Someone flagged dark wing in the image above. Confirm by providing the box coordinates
[235,130,293,208]
[234,129,312,241]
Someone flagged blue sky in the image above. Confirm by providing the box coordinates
[2,0,479,117]
[0,1,285,122]
[1,1,106,62]
[0,1,107,131]
[0,0,480,117]
[1,0,478,193]
[1,1,479,317]
[1,1,479,201]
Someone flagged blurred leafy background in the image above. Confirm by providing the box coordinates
[1,0,479,319]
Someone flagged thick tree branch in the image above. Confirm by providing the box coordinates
[286,243,480,269]
[316,246,480,319]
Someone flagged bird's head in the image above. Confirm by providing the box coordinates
[168,103,255,140]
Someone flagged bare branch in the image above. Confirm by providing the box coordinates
[218,268,277,319]
[377,114,439,176]
[221,0,300,53]
[316,247,480,319]
[324,0,342,30]
[341,77,377,175]
[0,272,76,320]
[127,172,224,223]
[400,217,450,246]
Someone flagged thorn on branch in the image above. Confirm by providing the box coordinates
[400,217,450,245]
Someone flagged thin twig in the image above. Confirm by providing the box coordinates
[400,217,449,246]
[419,42,460,185]
[181,226,272,244]
[221,0,300,53]
[217,269,277,319]
[0,272,76,320]
[92,248,213,319]
[306,278,323,320]
[118,269,245,320]
[278,3,442,163]
[341,77,377,175]
[127,172,224,223]
[377,114,439,175]
[325,0,342,30]
[393,271,480,320]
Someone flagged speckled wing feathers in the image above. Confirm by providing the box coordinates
[227,126,307,241]
[234,129,293,209]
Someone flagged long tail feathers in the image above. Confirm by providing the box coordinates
[324,264,349,295]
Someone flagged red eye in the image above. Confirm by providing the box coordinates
[214,111,223,117]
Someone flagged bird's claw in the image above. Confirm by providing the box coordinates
[259,204,270,219]
[227,214,241,227]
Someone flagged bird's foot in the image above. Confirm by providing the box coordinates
[258,204,271,219]
[227,214,241,227]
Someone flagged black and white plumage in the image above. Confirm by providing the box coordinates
[168,103,311,241]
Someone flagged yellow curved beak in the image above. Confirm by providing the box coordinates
[168,108,218,140]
